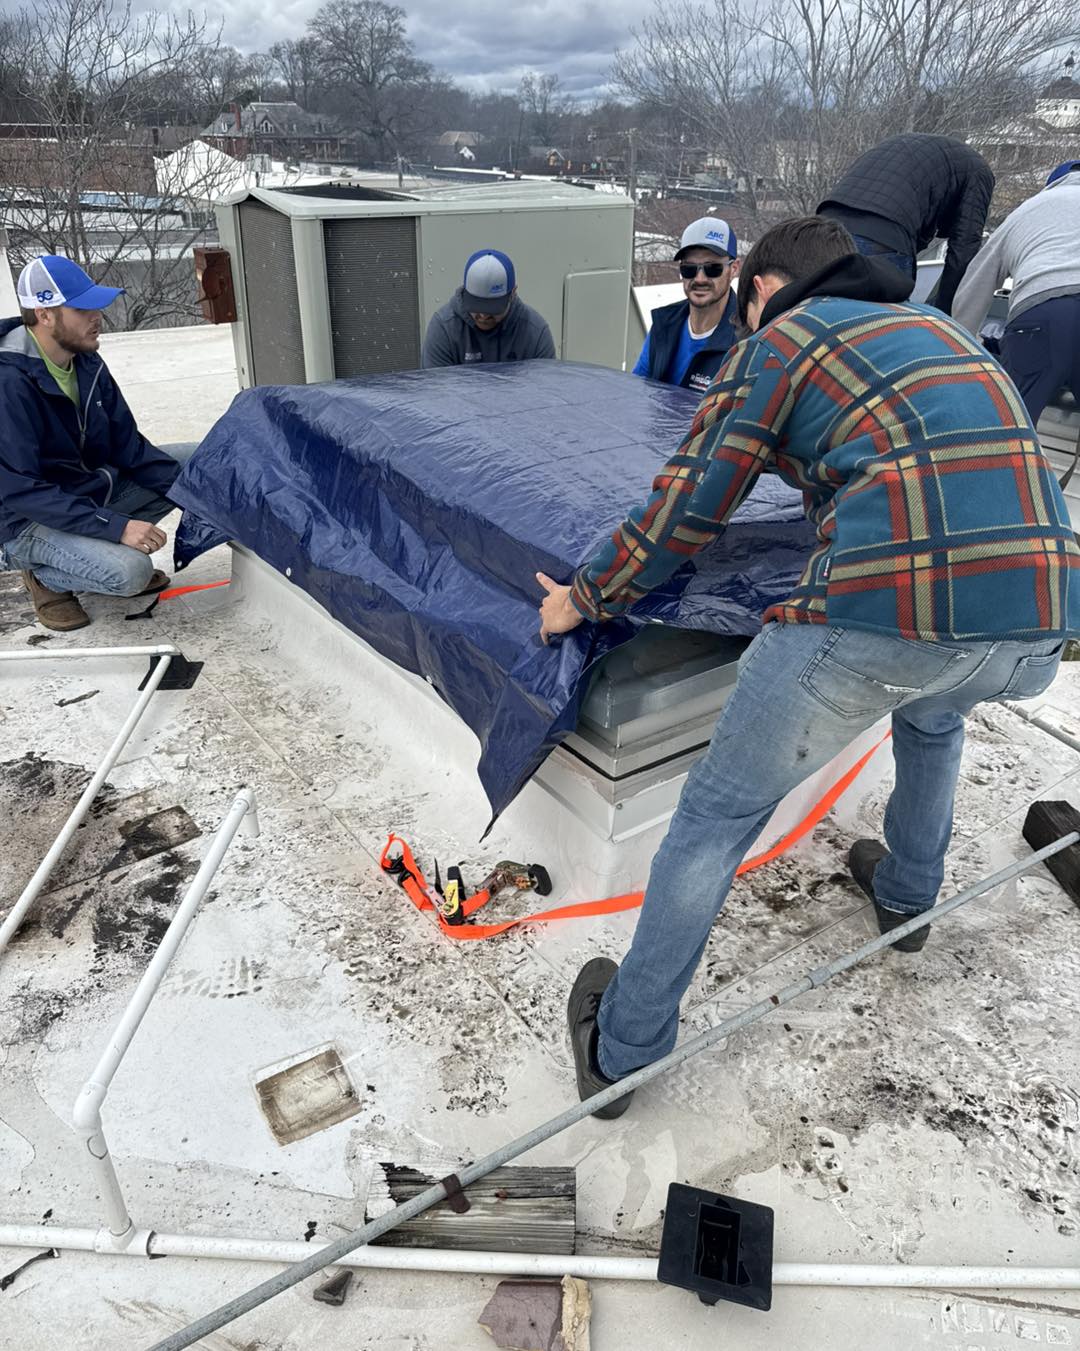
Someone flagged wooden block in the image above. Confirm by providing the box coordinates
[369,1164,576,1255]
[1022,800,1080,907]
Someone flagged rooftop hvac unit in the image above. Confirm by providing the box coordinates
[216,181,634,388]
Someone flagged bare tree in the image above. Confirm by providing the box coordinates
[245,51,278,103]
[615,0,1080,222]
[269,38,320,106]
[183,43,258,123]
[309,0,433,159]
[870,0,1080,134]
[2,0,219,328]
[518,71,569,146]
[614,2,798,219]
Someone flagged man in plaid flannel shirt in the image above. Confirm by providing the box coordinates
[542,216,1080,1120]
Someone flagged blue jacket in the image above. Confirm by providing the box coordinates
[634,291,739,393]
[0,318,180,547]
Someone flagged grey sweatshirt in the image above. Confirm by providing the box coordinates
[421,289,556,367]
[952,169,1080,336]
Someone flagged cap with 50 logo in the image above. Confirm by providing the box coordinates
[16,255,124,311]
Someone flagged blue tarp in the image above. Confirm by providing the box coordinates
[172,361,814,819]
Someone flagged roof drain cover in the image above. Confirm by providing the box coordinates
[657,1182,774,1311]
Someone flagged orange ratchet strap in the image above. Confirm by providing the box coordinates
[157,580,231,603]
[379,730,891,941]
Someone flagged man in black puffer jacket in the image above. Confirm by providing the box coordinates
[818,134,994,314]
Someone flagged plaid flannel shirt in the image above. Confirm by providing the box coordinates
[571,297,1080,642]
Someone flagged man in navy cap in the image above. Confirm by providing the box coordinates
[421,248,556,367]
[0,255,193,631]
[632,217,740,393]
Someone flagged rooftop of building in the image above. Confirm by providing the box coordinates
[1,323,1079,1349]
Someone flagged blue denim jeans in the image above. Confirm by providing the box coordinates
[1,443,196,597]
[596,621,1065,1080]
[851,234,916,280]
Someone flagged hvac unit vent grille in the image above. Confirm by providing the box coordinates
[324,217,420,376]
[237,200,306,385]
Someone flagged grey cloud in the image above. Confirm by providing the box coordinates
[0,0,655,99]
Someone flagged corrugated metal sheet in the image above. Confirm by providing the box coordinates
[324,216,421,376]
[238,199,306,385]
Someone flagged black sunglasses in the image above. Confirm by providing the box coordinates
[679,260,730,279]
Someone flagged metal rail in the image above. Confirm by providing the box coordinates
[71,790,259,1245]
[0,645,180,958]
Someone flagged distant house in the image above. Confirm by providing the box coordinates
[202,102,346,163]
[435,131,481,150]
[0,135,156,197]
[1035,75,1080,129]
[972,64,1080,204]
[431,130,482,167]
[128,125,202,153]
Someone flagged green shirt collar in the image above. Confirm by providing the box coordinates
[29,328,80,406]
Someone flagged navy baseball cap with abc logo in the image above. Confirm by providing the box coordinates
[674,217,738,261]
[462,249,516,314]
[16,255,124,311]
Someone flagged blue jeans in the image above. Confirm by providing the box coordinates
[1,443,196,597]
[596,621,1065,1080]
[1001,294,1080,427]
[851,234,916,280]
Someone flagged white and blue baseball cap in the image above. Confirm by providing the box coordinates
[675,217,738,260]
[462,249,516,313]
[16,255,124,311]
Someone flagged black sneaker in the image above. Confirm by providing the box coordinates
[848,839,931,953]
[567,957,634,1120]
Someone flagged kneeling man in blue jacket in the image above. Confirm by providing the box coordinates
[0,256,192,631]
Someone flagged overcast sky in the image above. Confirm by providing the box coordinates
[195,0,655,99]
[0,0,658,99]
[405,0,655,97]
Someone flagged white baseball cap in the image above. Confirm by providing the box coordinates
[675,218,738,261]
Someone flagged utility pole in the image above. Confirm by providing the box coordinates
[627,127,637,203]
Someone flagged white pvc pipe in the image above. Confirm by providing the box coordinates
[0,1225,1076,1290]
[70,789,259,1243]
[0,653,175,958]
[0,644,178,662]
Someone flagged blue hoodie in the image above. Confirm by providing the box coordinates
[0,316,180,548]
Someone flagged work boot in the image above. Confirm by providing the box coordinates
[567,957,635,1119]
[138,569,171,596]
[21,570,90,631]
[848,839,931,952]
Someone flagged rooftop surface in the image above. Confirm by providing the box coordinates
[1,326,1079,1350]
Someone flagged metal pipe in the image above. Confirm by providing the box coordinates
[1007,703,1080,753]
[147,832,1080,1351]
[70,790,258,1243]
[0,644,178,663]
[0,653,175,958]
[0,1225,1075,1291]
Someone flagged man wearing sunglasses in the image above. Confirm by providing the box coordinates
[632,218,740,393]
